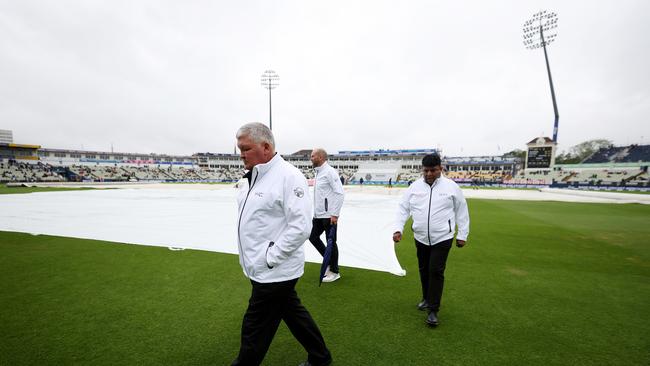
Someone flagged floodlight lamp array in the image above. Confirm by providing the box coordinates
[522,10,558,50]
[261,70,280,90]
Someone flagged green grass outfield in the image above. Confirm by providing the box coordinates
[0,184,101,195]
[1,199,649,365]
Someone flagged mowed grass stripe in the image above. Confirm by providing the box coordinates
[0,184,103,194]
[1,199,648,365]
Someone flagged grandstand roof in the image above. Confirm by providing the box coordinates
[444,155,520,164]
[290,149,312,157]
[526,137,555,145]
[193,152,238,158]
[338,148,439,156]
[40,147,192,158]
[1,143,41,149]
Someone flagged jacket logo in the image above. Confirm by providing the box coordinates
[293,187,304,198]
[255,192,264,198]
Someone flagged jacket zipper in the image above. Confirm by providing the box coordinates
[427,183,433,245]
[314,169,317,211]
[237,171,258,277]
[325,198,328,211]
[448,219,452,233]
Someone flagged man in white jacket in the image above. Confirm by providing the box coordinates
[308,148,345,283]
[393,153,470,327]
[232,123,332,366]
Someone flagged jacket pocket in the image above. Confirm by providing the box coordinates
[324,198,328,211]
[265,241,275,269]
[412,220,423,234]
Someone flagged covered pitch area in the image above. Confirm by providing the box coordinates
[0,184,648,365]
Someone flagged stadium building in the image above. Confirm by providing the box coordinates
[513,137,649,188]
[0,133,648,190]
[0,129,13,144]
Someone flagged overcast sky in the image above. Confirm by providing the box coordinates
[1,0,649,157]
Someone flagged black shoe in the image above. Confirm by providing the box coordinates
[426,311,439,327]
[417,299,429,311]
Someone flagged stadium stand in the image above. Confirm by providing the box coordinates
[2,143,648,190]
[0,160,65,183]
[624,145,650,163]
[582,144,650,164]
[582,146,627,163]
[397,169,420,183]
[508,143,650,188]
[351,161,401,184]
[514,166,649,187]
[445,170,512,183]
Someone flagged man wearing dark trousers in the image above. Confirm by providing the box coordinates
[393,153,470,327]
[233,123,332,366]
[308,148,345,283]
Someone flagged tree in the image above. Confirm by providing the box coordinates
[503,149,526,160]
[555,151,581,164]
[555,139,613,164]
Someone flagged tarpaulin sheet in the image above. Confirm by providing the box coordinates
[0,188,406,276]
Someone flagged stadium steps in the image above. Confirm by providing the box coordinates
[161,170,175,180]
[623,171,646,183]
[562,172,577,182]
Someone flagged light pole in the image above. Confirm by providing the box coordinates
[523,10,559,142]
[260,70,279,131]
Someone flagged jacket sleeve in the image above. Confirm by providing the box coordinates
[328,169,345,217]
[394,187,412,234]
[453,184,470,241]
[266,172,312,267]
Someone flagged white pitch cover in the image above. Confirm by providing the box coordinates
[0,187,407,276]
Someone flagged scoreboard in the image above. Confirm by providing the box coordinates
[526,146,553,168]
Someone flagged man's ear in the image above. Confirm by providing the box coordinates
[263,142,272,154]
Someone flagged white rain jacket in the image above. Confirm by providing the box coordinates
[236,154,312,283]
[313,162,345,218]
[394,176,470,246]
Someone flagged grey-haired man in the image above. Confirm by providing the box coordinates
[232,123,332,366]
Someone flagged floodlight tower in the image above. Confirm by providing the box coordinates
[523,10,560,142]
[260,70,279,131]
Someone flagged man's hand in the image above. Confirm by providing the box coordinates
[456,239,466,248]
[330,216,338,225]
[393,231,402,243]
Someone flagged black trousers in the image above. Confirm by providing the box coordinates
[308,218,339,273]
[415,239,453,313]
[232,278,331,366]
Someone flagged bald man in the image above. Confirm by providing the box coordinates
[309,148,345,283]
